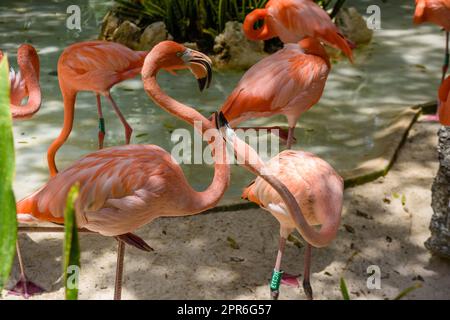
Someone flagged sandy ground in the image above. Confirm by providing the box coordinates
[3,118,450,300]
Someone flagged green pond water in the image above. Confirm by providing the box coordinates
[1,0,443,204]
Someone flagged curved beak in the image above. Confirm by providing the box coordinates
[182,49,213,92]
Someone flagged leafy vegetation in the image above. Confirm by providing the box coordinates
[0,55,18,293]
[64,184,81,300]
[114,0,346,48]
[340,277,350,300]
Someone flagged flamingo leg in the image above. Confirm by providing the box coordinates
[270,236,286,300]
[96,94,106,149]
[112,233,153,300]
[303,243,313,300]
[113,239,125,300]
[286,127,296,150]
[105,92,133,144]
[8,242,44,298]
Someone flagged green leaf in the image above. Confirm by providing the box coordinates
[0,54,18,292]
[393,283,422,300]
[64,184,81,300]
[340,277,351,300]
[226,236,240,250]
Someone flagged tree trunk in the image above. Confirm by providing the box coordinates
[426,127,450,259]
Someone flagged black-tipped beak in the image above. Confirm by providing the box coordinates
[197,76,208,92]
[191,58,212,92]
[217,112,230,129]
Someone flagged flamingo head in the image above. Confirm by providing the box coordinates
[299,37,330,66]
[147,41,212,92]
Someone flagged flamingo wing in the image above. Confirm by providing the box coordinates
[17,145,187,235]
[62,41,143,74]
[267,0,330,41]
[442,0,450,9]
[220,44,329,125]
[58,41,146,90]
[243,150,343,227]
[267,0,352,60]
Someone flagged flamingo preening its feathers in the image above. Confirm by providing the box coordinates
[0,44,41,120]
[243,0,354,62]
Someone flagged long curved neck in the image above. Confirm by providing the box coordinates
[229,133,338,248]
[142,58,230,213]
[47,87,76,177]
[11,49,41,120]
[243,9,275,41]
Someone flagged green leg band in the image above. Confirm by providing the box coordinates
[99,118,105,134]
[445,54,449,67]
[270,269,284,291]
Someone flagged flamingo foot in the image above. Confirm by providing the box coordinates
[270,289,280,300]
[281,273,301,288]
[8,275,45,298]
[422,114,439,122]
[303,281,313,300]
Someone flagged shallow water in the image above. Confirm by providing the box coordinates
[1,0,443,203]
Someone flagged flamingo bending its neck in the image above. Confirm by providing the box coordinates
[15,41,226,299]
[217,112,344,300]
[243,0,353,62]
[0,44,41,119]
[219,37,330,149]
[47,41,149,177]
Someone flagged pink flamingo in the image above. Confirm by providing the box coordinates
[47,41,149,177]
[217,112,344,300]
[219,37,330,148]
[15,41,219,299]
[438,75,450,125]
[0,44,41,119]
[243,0,353,62]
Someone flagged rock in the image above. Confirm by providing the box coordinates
[335,7,373,45]
[99,10,121,41]
[138,22,169,51]
[112,21,141,50]
[426,127,450,259]
[213,21,267,70]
